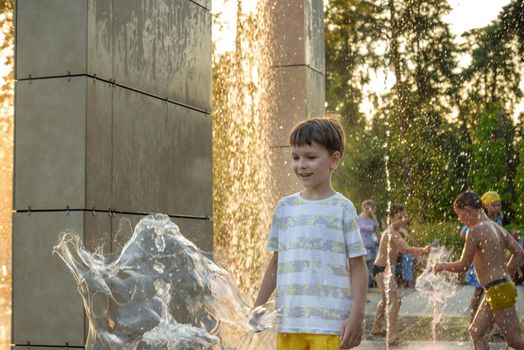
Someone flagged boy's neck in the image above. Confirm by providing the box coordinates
[389,225,401,232]
[300,183,336,200]
[469,210,488,226]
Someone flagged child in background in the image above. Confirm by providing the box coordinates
[254,116,368,350]
[481,191,503,225]
[461,191,503,323]
[357,199,380,288]
[371,204,430,345]
[435,191,524,350]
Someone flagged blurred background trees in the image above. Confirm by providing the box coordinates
[326,0,524,240]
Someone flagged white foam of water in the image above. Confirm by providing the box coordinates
[416,246,458,342]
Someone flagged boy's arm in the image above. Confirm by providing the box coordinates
[435,228,477,273]
[505,232,524,274]
[340,255,368,349]
[254,252,278,307]
[396,234,430,256]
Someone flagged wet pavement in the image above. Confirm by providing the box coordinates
[359,285,524,348]
[364,284,524,318]
[357,340,511,349]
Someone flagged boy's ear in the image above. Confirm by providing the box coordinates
[330,151,342,170]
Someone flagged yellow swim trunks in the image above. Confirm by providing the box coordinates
[484,279,517,312]
[277,333,340,350]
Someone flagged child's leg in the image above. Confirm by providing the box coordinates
[372,299,385,334]
[469,299,494,350]
[372,272,386,334]
[469,288,484,322]
[386,285,401,344]
[493,307,524,349]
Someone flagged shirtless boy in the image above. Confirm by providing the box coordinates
[435,191,524,350]
[371,203,430,345]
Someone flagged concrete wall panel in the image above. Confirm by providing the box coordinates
[189,0,211,11]
[271,66,307,146]
[15,0,87,79]
[112,0,211,111]
[162,103,212,217]
[270,0,324,74]
[270,0,306,68]
[87,0,113,79]
[14,78,87,210]
[86,79,113,210]
[12,212,86,345]
[112,88,166,214]
[271,66,326,146]
[305,0,325,74]
[305,67,326,117]
[112,87,211,217]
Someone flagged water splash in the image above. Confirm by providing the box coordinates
[384,229,394,349]
[415,244,458,343]
[0,3,14,348]
[212,0,276,298]
[383,117,393,349]
[53,214,277,349]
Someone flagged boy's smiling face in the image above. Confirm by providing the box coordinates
[291,142,340,191]
[390,210,408,230]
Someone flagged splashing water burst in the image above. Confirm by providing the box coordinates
[53,214,278,350]
[416,245,458,343]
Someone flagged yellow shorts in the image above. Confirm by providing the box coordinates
[485,281,517,312]
[277,333,340,350]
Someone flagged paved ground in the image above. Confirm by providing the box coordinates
[357,340,511,349]
[358,285,524,349]
[364,285,524,318]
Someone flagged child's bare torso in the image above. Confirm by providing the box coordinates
[470,219,510,286]
[374,227,401,268]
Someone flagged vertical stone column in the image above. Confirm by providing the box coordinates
[270,0,326,199]
[13,0,212,347]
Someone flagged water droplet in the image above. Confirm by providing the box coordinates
[153,261,165,273]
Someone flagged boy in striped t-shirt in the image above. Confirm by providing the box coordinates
[254,116,368,349]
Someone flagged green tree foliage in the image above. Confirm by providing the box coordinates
[324,0,384,131]
[461,24,522,112]
[327,0,463,220]
[325,0,389,215]
[376,0,461,220]
[325,0,524,226]
[470,104,516,208]
[498,0,524,55]
[334,115,388,219]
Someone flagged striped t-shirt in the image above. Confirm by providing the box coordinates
[267,192,366,334]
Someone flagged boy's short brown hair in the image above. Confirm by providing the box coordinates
[454,191,483,210]
[289,115,345,155]
[388,203,405,218]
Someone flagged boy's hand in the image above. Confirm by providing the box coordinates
[340,314,363,349]
[423,245,432,255]
[433,263,445,273]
